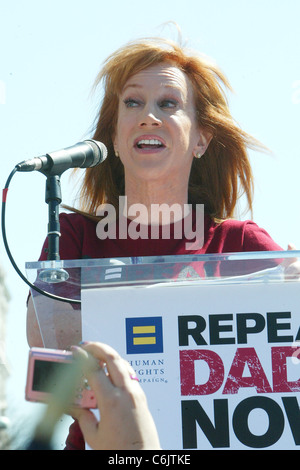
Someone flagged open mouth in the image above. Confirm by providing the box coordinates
[135,138,166,150]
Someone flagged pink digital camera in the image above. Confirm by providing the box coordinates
[25,347,97,408]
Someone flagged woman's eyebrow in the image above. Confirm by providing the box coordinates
[122,83,183,96]
[122,83,142,93]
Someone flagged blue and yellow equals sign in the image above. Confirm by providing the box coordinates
[126,317,163,354]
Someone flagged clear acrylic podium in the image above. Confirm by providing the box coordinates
[26,251,300,450]
[26,250,298,350]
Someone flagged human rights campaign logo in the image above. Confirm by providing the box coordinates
[126,317,163,354]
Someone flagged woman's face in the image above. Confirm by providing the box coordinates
[114,63,210,185]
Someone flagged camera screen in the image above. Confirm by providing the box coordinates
[32,359,71,393]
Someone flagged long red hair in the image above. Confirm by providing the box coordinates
[73,38,264,221]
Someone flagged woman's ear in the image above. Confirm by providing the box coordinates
[193,128,213,158]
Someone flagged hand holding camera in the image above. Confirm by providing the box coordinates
[25,342,161,450]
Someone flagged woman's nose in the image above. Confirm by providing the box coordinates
[139,104,162,127]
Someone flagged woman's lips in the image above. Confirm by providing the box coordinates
[133,135,167,153]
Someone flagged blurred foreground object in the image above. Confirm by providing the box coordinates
[0,264,10,449]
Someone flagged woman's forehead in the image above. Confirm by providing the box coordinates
[121,63,192,95]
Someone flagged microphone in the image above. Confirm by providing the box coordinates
[15,139,108,175]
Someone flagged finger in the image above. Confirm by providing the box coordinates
[81,342,138,388]
[70,407,99,448]
[281,243,298,269]
[72,344,136,410]
[71,345,100,375]
[280,243,300,280]
[71,345,117,407]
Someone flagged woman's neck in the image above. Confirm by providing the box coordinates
[123,178,190,225]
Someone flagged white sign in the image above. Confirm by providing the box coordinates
[82,280,300,450]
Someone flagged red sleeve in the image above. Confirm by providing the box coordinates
[218,220,283,276]
[203,219,283,276]
[242,221,283,252]
[204,217,283,254]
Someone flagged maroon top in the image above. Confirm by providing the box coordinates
[38,212,282,261]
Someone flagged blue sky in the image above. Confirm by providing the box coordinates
[1,0,300,447]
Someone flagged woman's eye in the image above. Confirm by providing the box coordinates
[123,97,179,109]
[123,98,140,108]
[159,99,178,109]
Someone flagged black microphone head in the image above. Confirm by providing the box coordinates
[84,140,108,166]
[15,139,108,174]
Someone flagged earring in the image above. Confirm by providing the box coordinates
[194,151,202,159]
[115,150,119,157]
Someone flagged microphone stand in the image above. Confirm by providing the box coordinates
[45,175,62,261]
[38,173,69,283]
